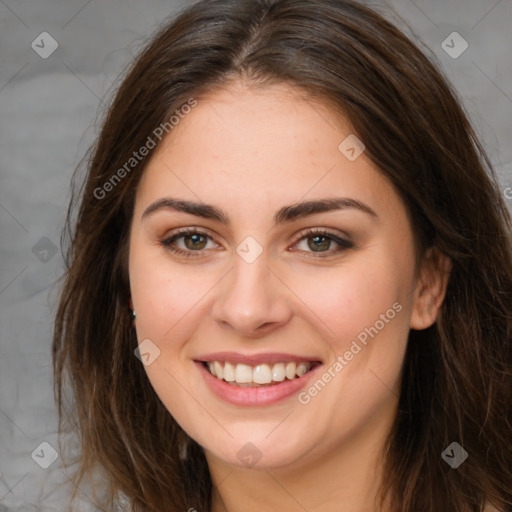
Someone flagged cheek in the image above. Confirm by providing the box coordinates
[289,253,407,349]
[294,249,412,408]
[290,259,410,437]
[129,242,214,342]
[128,247,215,431]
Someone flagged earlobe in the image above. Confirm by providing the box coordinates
[129,296,136,320]
[409,247,452,330]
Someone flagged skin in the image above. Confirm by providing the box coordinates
[128,79,451,512]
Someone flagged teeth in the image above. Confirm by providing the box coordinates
[205,360,314,385]
[223,361,236,382]
[296,362,309,377]
[214,361,223,380]
[272,362,285,382]
[253,364,272,384]
[235,363,253,383]
[285,362,296,380]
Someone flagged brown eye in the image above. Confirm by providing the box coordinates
[161,229,217,257]
[306,234,332,252]
[292,229,354,257]
[183,233,208,250]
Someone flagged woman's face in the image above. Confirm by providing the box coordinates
[128,81,430,471]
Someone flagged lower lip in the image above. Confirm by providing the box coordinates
[195,361,322,406]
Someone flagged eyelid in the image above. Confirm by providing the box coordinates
[289,227,352,246]
[160,226,219,249]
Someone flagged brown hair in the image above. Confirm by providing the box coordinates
[52,0,512,511]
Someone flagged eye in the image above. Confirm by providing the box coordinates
[291,228,353,257]
[160,228,218,257]
[160,227,353,259]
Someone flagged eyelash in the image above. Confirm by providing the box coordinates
[160,227,354,259]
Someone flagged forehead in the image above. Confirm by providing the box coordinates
[134,81,406,227]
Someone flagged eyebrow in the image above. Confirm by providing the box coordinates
[141,196,378,225]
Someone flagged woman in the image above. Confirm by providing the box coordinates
[52,0,512,511]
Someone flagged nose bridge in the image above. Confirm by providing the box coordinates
[212,243,292,335]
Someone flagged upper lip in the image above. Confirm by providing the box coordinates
[195,352,322,366]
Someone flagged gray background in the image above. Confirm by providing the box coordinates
[1,0,511,510]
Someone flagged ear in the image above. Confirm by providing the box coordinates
[409,246,452,330]
[129,296,134,310]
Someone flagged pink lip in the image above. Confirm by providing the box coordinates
[194,360,322,406]
[195,352,322,366]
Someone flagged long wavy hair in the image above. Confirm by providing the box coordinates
[52,0,512,510]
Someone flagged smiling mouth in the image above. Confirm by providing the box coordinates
[201,360,321,387]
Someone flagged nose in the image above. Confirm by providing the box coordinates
[211,249,294,338]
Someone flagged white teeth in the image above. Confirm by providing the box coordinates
[296,362,309,377]
[272,363,285,382]
[285,362,296,380]
[253,364,272,384]
[235,363,253,383]
[223,361,236,382]
[214,361,223,380]
[205,360,314,385]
